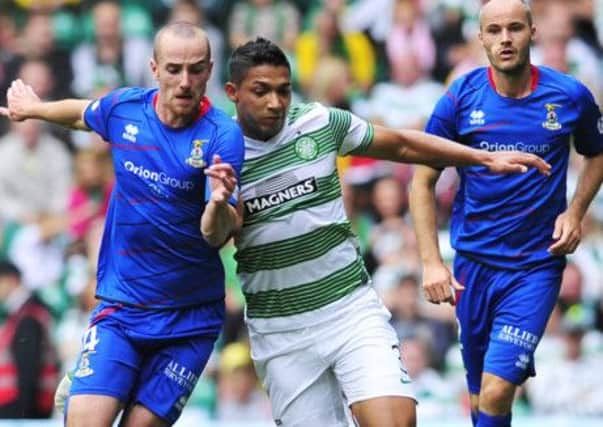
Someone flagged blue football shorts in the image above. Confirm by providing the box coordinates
[453,253,563,394]
[69,300,224,425]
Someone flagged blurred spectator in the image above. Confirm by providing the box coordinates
[596,0,603,46]
[228,0,300,53]
[70,0,153,97]
[215,341,272,422]
[341,177,375,259]
[368,176,416,274]
[0,116,71,226]
[339,0,394,45]
[571,0,603,56]
[384,273,456,371]
[338,0,394,81]
[12,0,81,10]
[525,304,603,415]
[296,7,376,93]
[401,335,458,417]
[7,213,67,292]
[0,11,19,136]
[428,1,472,82]
[0,59,71,287]
[570,212,603,303]
[532,1,602,104]
[445,33,488,84]
[67,148,112,242]
[305,56,353,109]
[558,261,585,313]
[13,12,72,100]
[352,49,444,129]
[0,259,60,419]
[386,0,436,78]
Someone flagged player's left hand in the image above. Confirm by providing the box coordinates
[204,154,238,204]
[485,151,551,175]
[548,210,582,255]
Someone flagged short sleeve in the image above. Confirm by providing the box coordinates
[329,107,374,156]
[83,88,129,141]
[572,82,603,157]
[424,89,459,141]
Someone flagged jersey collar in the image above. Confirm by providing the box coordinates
[487,65,539,95]
[152,92,212,124]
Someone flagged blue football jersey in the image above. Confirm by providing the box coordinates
[84,88,244,307]
[425,66,603,269]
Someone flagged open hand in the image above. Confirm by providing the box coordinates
[548,210,582,256]
[0,79,41,121]
[204,154,238,204]
[422,262,464,305]
[484,151,551,175]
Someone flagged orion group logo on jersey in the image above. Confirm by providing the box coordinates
[122,123,139,142]
[245,177,318,214]
[124,160,195,190]
[498,325,539,351]
[479,140,551,154]
[469,109,486,126]
[542,103,562,131]
[598,116,603,134]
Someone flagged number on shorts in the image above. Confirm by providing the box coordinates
[82,325,100,352]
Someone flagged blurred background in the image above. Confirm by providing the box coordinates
[0,0,602,426]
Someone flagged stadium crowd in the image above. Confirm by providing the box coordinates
[0,0,602,423]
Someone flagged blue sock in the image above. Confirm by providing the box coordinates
[477,411,511,427]
[471,411,478,426]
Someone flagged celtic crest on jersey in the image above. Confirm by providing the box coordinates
[294,136,318,160]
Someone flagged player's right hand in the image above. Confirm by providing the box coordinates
[421,262,464,305]
[0,79,41,122]
[204,154,238,204]
[484,151,551,176]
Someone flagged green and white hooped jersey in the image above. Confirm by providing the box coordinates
[235,102,375,332]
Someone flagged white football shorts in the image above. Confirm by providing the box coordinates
[248,287,416,427]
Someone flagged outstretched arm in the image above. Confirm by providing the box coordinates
[549,152,603,255]
[201,155,242,248]
[409,165,463,305]
[0,79,90,130]
[365,125,551,174]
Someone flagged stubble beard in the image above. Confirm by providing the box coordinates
[491,49,531,77]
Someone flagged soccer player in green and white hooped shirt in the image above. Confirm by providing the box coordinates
[225,38,551,427]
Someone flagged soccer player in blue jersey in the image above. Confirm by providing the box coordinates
[0,23,244,427]
[410,1,603,426]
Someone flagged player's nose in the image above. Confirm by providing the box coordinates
[266,92,285,111]
[179,71,192,89]
[500,28,512,43]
